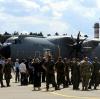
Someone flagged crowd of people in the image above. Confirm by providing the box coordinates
[0,55,100,91]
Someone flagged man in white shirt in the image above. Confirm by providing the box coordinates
[19,59,28,86]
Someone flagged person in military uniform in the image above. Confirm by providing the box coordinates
[40,57,46,83]
[55,57,66,89]
[4,58,13,87]
[0,56,5,88]
[80,57,93,91]
[88,57,100,89]
[71,58,80,90]
[43,55,58,91]
[64,58,71,86]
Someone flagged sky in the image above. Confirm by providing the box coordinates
[0,0,100,38]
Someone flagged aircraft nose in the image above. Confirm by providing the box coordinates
[0,45,11,58]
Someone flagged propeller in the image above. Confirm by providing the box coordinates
[68,31,88,58]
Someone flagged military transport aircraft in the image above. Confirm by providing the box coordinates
[0,31,100,61]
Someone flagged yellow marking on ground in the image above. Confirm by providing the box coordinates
[50,92,99,99]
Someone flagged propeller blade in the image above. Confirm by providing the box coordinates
[76,31,81,44]
[71,35,76,43]
[83,47,92,49]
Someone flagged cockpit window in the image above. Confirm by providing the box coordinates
[6,39,21,44]
[6,39,15,44]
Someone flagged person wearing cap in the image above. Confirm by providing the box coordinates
[88,57,100,90]
[15,59,20,83]
[43,55,58,91]
[71,58,80,90]
[64,58,71,86]
[55,57,66,89]
[80,57,93,91]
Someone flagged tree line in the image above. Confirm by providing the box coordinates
[0,31,67,43]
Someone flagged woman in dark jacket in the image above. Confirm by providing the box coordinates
[32,58,41,91]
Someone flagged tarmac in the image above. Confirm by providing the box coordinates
[0,74,100,99]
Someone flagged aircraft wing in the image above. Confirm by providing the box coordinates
[47,36,74,45]
[83,39,100,49]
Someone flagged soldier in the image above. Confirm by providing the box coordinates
[41,57,46,83]
[4,58,13,87]
[71,58,80,90]
[55,57,66,89]
[80,57,93,91]
[88,57,100,89]
[64,58,71,86]
[43,55,58,91]
[0,56,5,88]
